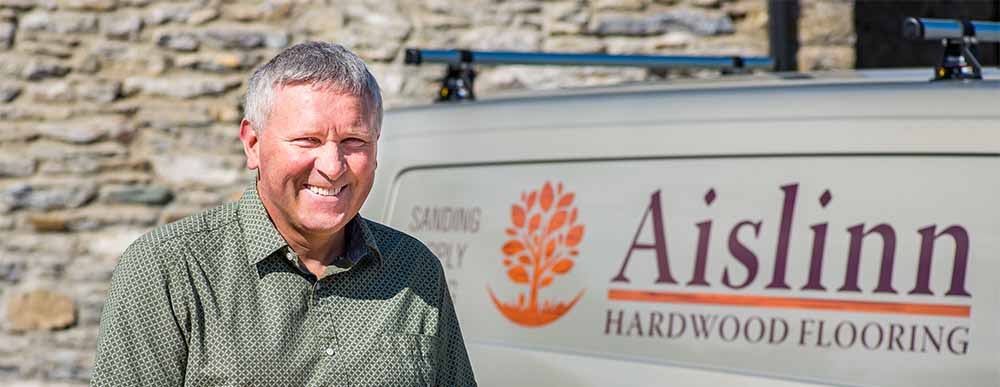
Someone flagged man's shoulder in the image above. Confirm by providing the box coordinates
[361,218,440,267]
[129,201,241,254]
[362,218,421,246]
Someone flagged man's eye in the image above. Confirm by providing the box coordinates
[343,138,366,146]
[295,138,321,145]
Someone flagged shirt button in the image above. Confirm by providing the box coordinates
[325,347,335,356]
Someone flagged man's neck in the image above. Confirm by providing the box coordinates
[257,193,348,277]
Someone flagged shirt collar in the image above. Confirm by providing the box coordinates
[238,183,383,267]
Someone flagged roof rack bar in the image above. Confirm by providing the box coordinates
[405,49,774,70]
[903,18,1000,42]
[903,17,995,81]
[405,48,774,102]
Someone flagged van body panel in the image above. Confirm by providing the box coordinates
[363,77,1000,386]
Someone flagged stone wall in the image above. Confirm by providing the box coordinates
[0,0,852,384]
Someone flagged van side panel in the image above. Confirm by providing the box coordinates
[385,156,997,387]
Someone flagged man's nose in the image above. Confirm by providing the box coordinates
[314,142,347,181]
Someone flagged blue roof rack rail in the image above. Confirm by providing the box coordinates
[404,48,775,102]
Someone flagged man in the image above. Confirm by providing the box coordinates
[92,42,476,386]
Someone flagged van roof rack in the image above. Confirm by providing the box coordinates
[903,17,1000,81]
[404,48,774,102]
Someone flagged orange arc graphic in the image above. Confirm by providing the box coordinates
[607,289,971,318]
[489,287,585,327]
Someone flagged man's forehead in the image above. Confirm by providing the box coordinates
[269,82,378,131]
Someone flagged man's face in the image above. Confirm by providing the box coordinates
[240,83,378,239]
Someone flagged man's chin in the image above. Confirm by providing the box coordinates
[297,216,351,236]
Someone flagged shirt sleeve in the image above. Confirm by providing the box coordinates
[435,268,477,387]
[91,238,190,386]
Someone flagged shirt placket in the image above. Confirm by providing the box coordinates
[308,278,349,386]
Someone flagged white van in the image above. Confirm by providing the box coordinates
[362,56,1000,385]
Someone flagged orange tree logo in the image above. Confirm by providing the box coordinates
[488,181,585,327]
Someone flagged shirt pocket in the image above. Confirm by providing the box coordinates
[368,334,438,387]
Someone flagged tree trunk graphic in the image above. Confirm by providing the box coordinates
[489,181,586,327]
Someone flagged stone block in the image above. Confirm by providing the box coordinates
[800,0,854,46]
[722,1,762,22]
[0,53,26,77]
[100,13,142,40]
[419,13,470,29]
[76,79,121,103]
[200,27,289,50]
[20,42,75,59]
[152,154,240,188]
[187,8,218,25]
[144,1,199,25]
[27,140,127,162]
[175,52,261,73]
[690,0,721,8]
[89,42,172,75]
[0,82,20,102]
[38,154,102,174]
[222,1,292,22]
[135,103,213,130]
[332,26,404,62]
[0,232,78,256]
[20,11,99,34]
[0,21,13,50]
[0,155,35,177]
[60,205,161,231]
[2,182,97,211]
[58,0,117,12]
[75,53,101,74]
[798,45,854,71]
[102,185,173,205]
[590,9,734,36]
[123,76,241,99]
[0,261,25,282]
[594,0,646,11]
[294,7,343,35]
[499,1,542,13]
[22,61,71,81]
[459,26,542,51]
[32,116,129,144]
[29,80,74,102]
[0,183,31,213]
[156,31,200,52]
[543,36,606,53]
[0,0,36,10]
[543,1,588,35]
[5,289,77,331]
[29,80,121,103]
[207,102,241,123]
[26,213,70,231]
[84,228,144,257]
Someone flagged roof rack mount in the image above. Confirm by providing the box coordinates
[903,17,1000,81]
[404,48,774,102]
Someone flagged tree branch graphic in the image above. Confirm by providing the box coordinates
[490,181,586,327]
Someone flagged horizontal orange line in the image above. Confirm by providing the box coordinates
[607,289,971,318]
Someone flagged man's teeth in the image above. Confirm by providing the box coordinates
[306,185,342,196]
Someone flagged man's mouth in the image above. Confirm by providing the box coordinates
[305,184,344,197]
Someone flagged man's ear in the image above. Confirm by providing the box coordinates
[239,118,261,170]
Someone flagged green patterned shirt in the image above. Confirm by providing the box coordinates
[91,184,476,386]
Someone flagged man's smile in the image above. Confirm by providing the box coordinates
[304,184,346,197]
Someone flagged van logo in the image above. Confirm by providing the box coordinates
[488,181,586,327]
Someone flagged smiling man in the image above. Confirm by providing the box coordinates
[91,42,476,386]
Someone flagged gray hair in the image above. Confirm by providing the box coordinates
[244,42,383,133]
